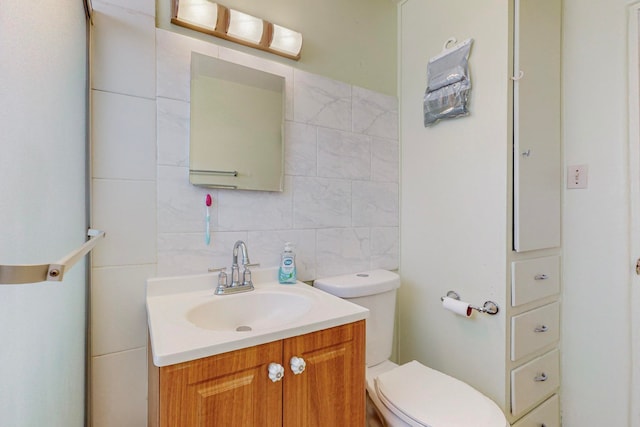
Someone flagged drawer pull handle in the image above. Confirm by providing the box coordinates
[534,373,548,382]
[534,274,548,280]
[534,325,549,333]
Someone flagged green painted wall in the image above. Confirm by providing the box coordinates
[157,0,397,96]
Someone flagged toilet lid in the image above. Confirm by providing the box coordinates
[374,361,507,427]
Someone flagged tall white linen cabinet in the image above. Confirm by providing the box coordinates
[399,0,562,426]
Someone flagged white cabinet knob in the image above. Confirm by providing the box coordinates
[290,356,306,375]
[268,362,285,382]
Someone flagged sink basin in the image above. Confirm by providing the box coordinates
[187,291,312,332]
[146,267,369,366]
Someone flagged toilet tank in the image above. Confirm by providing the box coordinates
[314,270,400,367]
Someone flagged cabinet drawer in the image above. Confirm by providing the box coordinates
[511,302,560,361]
[511,349,559,417]
[512,256,560,306]
[512,394,560,427]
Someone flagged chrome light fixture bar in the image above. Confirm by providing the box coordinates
[171,0,302,60]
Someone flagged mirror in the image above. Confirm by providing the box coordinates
[189,53,285,191]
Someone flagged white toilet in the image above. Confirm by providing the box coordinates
[314,269,508,427]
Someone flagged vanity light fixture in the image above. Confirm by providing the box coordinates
[175,0,219,30]
[226,9,264,45]
[269,24,303,58]
[171,0,302,60]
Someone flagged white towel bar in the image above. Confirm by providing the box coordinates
[0,228,105,285]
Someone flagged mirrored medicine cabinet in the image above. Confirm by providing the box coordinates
[189,52,285,191]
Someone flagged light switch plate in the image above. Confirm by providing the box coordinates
[567,165,588,189]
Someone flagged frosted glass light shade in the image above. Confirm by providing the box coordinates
[176,0,218,30]
[270,24,303,58]
[227,9,264,44]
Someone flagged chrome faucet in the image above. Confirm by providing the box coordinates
[231,240,251,287]
[212,240,257,295]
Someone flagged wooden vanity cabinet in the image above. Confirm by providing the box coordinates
[149,320,365,427]
[283,321,365,427]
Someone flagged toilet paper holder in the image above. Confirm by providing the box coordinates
[440,291,499,315]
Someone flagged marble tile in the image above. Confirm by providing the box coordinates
[293,70,352,131]
[217,176,293,231]
[293,177,351,229]
[156,29,219,101]
[157,166,218,233]
[91,264,155,356]
[92,90,156,180]
[370,227,399,271]
[371,137,399,183]
[91,348,147,427]
[157,97,189,167]
[150,38,400,284]
[317,128,371,180]
[316,228,371,278]
[92,179,157,267]
[285,121,317,177]
[92,3,156,99]
[352,181,399,227]
[352,86,398,140]
[247,229,317,281]
[157,231,247,277]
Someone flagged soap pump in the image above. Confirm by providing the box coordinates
[278,242,297,284]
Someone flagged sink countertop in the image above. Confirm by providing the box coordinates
[146,268,369,367]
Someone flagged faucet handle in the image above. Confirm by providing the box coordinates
[242,268,252,287]
[208,266,226,273]
[244,262,260,268]
[217,270,228,286]
[214,270,228,295]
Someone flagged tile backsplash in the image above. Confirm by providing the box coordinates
[156,29,399,280]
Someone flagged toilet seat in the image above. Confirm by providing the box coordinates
[372,361,507,427]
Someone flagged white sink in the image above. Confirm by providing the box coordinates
[146,268,368,367]
[186,290,312,332]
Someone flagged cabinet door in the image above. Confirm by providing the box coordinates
[159,341,283,427]
[513,0,562,252]
[283,321,366,427]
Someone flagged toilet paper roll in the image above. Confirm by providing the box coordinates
[442,296,472,317]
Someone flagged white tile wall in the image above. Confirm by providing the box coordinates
[317,128,372,180]
[293,70,352,131]
[92,179,157,267]
[91,348,148,427]
[352,85,399,139]
[91,1,156,99]
[92,90,157,180]
[155,29,399,280]
[91,265,155,356]
[90,2,156,426]
[292,176,352,228]
[285,121,317,176]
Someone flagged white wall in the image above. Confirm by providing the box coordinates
[0,1,88,426]
[399,0,635,426]
[562,1,632,425]
[398,0,511,409]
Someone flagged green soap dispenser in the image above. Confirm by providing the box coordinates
[278,242,297,284]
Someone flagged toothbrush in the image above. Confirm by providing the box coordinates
[205,194,212,245]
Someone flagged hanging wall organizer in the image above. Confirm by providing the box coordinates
[424,37,473,127]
